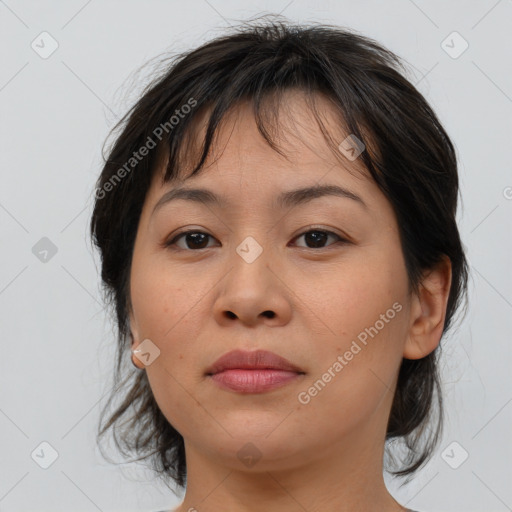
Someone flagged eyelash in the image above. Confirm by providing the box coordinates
[164,227,349,251]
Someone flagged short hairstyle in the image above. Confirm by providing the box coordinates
[90,15,469,490]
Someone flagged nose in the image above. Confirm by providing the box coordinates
[212,243,293,328]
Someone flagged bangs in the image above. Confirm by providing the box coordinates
[156,87,371,187]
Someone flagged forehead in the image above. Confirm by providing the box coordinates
[150,90,372,197]
[138,91,398,234]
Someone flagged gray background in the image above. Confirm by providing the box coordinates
[1,0,511,511]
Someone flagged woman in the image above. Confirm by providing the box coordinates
[90,16,468,512]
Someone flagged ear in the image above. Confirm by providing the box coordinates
[128,303,145,369]
[403,255,452,360]
[128,309,140,346]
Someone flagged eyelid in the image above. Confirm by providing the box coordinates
[162,228,215,250]
[291,224,349,242]
[164,225,351,251]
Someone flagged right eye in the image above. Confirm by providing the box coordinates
[164,230,218,251]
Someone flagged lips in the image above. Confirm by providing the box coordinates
[205,349,304,375]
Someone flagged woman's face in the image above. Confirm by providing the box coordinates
[128,92,420,472]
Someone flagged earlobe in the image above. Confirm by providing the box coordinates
[403,255,452,360]
[129,333,146,370]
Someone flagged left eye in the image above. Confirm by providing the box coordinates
[165,229,347,251]
[293,229,345,249]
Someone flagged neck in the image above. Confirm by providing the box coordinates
[174,426,407,512]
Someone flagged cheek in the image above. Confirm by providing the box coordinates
[302,255,403,341]
[132,268,207,435]
[130,257,208,388]
[130,257,202,342]
[298,253,408,395]
[293,286,405,442]
[146,368,200,439]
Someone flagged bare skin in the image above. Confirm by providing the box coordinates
[128,91,452,512]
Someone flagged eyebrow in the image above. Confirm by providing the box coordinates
[151,183,368,216]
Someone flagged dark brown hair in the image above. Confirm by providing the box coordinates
[90,15,469,490]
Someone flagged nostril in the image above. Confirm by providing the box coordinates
[224,310,275,319]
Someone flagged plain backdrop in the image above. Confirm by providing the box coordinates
[0,1,511,511]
